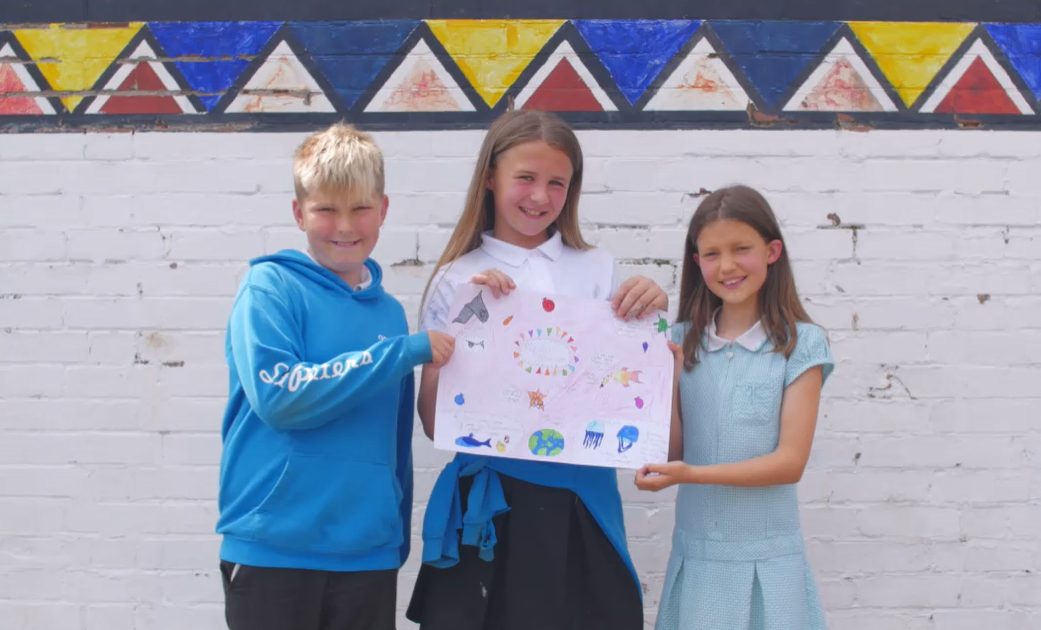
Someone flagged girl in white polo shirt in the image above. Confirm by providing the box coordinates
[405,110,667,630]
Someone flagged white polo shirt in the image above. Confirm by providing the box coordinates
[420,231,618,333]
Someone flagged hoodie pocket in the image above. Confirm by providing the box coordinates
[251,452,403,555]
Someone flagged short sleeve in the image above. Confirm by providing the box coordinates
[419,268,459,333]
[784,323,834,388]
[670,321,690,345]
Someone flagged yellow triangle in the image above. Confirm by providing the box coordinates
[427,19,564,107]
[849,21,976,107]
[15,23,143,112]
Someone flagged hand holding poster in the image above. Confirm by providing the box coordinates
[434,284,674,469]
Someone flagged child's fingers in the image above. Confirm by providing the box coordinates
[637,288,666,319]
[613,282,645,319]
[611,277,637,309]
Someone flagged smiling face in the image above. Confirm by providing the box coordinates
[694,219,782,310]
[292,187,388,288]
[487,140,574,249]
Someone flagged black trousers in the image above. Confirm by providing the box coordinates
[220,561,397,630]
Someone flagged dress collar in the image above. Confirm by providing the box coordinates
[705,309,768,352]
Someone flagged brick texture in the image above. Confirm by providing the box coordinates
[1,129,1039,629]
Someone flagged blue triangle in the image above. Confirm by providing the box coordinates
[709,20,840,109]
[575,20,700,105]
[985,24,1041,101]
[150,21,282,110]
[291,21,421,110]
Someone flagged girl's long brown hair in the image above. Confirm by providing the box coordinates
[420,110,590,310]
[677,185,814,368]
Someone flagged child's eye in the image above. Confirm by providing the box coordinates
[519,175,534,181]
[550,180,565,187]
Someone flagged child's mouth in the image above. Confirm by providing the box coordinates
[331,239,361,248]
[520,207,547,218]
[721,277,745,289]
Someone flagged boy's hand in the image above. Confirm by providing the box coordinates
[427,331,456,369]
[612,276,668,321]
[634,462,692,492]
[471,269,515,299]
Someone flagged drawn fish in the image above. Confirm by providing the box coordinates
[600,368,644,388]
[455,433,491,448]
[452,292,490,325]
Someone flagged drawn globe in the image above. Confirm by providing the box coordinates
[528,429,565,456]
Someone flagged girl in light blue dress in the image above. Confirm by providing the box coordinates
[637,185,834,630]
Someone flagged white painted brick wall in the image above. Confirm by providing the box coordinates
[1,129,1039,630]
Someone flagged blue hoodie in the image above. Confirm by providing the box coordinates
[216,250,432,572]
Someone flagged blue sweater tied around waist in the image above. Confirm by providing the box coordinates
[421,453,641,596]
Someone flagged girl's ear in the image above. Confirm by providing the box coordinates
[766,239,783,264]
[486,166,496,191]
[692,253,700,266]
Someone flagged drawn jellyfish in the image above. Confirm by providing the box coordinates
[583,421,605,449]
[616,425,639,453]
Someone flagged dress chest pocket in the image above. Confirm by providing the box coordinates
[728,381,777,426]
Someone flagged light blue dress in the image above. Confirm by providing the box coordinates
[655,319,834,630]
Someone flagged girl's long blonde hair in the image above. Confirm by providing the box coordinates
[421,110,590,310]
[677,185,814,368]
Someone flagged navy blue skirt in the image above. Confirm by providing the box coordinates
[406,474,643,630]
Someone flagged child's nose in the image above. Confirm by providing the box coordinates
[530,184,549,204]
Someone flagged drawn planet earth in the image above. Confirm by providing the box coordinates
[529,429,565,456]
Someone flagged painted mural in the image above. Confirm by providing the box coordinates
[0,20,1039,130]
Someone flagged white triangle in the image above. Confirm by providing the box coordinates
[514,40,618,111]
[225,40,336,114]
[920,38,1034,114]
[783,37,897,112]
[644,38,748,111]
[85,40,198,115]
[364,38,475,112]
[0,42,57,115]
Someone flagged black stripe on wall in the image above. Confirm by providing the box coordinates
[4,0,1040,25]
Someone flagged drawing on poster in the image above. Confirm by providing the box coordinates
[617,425,639,453]
[433,285,674,469]
[456,433,492,448]
[452,292,490,325]
[584,421,605,449]
[529,429,565,456]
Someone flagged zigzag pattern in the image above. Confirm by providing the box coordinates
[1,20,1039,128]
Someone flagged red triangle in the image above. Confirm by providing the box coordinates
[523,58,604,112]
[935,56,1020,115]
[100,63,185,114]
[0,64,44,115]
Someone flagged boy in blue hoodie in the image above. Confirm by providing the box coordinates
[216,123,455,630]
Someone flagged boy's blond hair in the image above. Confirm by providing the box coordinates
[293,122,384,200]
